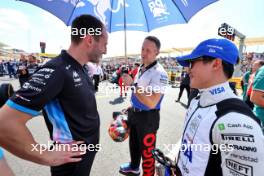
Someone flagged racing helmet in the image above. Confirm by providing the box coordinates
[108,112,129,142]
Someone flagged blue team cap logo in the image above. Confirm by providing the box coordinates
[176,38,239,67]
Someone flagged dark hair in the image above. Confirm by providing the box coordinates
[145,36,161,50]
[134,63,140,67]
[71,15,104,44]
[202,56,239,79]
[222,60,235,79]
[258,60,264,66]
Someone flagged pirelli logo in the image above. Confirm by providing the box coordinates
[226,159,253,176]
[221,133,255,143]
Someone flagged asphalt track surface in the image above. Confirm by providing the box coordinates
[1,77,187,176]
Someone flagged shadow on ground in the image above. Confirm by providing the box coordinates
[109,96,125,105]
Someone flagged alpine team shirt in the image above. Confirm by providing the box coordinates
[131,61,168,110]
[7,50,100,144]
[27,63,39,76]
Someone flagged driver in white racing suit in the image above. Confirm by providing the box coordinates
[174,38,264,176]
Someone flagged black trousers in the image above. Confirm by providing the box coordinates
[51,150,97,176]
[177,84,190,101]
[93,75,100,91]
[128,109,160,176]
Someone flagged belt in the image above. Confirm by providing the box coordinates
[131,107,160,113]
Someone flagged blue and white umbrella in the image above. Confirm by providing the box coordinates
[18,0,219,55]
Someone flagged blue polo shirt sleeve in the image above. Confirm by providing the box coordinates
[7,65,64,117]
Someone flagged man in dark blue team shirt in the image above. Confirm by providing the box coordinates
[0,15,108,176]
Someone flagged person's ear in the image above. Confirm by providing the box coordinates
[156,50,160,56]
[83,35,93,46]
[212,59,222,70]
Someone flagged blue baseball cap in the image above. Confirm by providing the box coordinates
[176,38,239,67]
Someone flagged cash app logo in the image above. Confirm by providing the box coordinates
[218,123,225,131]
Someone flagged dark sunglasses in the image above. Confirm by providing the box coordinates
[189,56,215,68]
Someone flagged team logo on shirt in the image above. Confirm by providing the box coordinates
[22,82,42,92]
[231,145,257,152]
[209,86,225,95]
[65,65,71,70]
[72,71,82,87]
[188,114,202,135]
[227,123,253,130]
[38,68,55,73]
[230,153,259,163]
[226,159,253,176]
[160,74,168,85]
[218,123,225,131]
[23,82,30,89]
[73,71,81,82]
[221,133,255,143]
[30,77,46,86]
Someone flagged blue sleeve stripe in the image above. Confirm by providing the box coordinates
[0,148,4,160]
[6,100,40,116]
